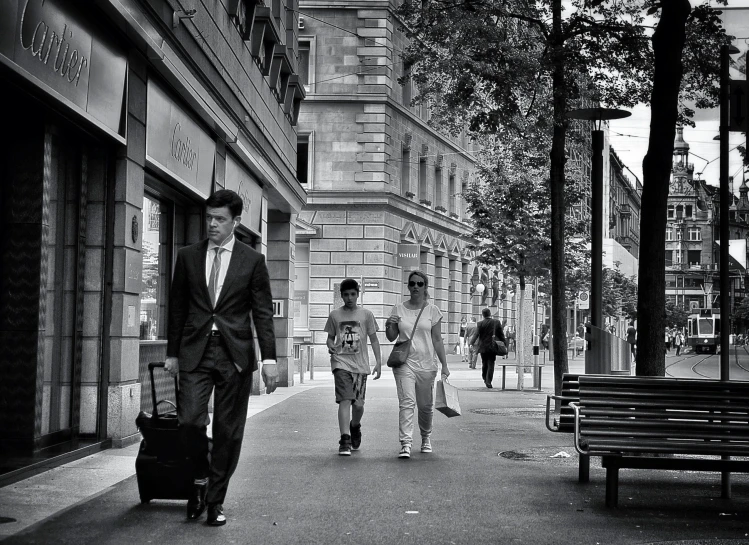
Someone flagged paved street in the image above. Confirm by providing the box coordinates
[2,355,749,545]
[665,345,749,380]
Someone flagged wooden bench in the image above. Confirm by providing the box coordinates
[545,374,591,481]
[570,375,749,507]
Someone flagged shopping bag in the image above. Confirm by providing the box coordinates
[435,379,461,417]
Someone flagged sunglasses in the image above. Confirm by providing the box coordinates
[408,280,425,287]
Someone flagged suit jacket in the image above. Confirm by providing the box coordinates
[473,318,506,355]
[166,239,277,373]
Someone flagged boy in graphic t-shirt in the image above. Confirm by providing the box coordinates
[324,278,382,456]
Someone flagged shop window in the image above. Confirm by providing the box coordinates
[139,192,196,342]
[140,195,168,341]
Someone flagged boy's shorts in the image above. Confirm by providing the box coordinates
[333,369,367,405]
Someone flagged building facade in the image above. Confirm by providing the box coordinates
[294,0,479,363]
[605,147,641,277]
[0,0,305,477]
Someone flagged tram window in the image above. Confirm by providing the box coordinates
[698,318,713,335]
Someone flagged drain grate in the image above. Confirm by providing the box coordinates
[499,450,532,461]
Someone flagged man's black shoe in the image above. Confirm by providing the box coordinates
[207,504,227,526]
[350,422,362,451]
[186,482,207,520]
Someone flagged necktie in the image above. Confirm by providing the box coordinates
[208,247,223,307]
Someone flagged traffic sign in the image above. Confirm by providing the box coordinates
[577,290,589,310]
[729,79,747,132]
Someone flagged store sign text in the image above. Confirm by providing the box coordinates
[171,123,197,171]
[20,1,89,87]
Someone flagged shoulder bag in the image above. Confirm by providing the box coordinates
[387,304,427,368]
[492,321,508,356]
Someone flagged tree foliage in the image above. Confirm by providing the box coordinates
[664,301,689,330]
[397,0,729,382]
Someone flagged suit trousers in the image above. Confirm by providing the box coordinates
[178,336,253,505]
[393,364,438,446]
[480,352,497,386]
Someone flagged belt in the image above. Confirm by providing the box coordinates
[210,330,222,337]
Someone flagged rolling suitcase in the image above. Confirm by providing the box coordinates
[135,361,193,504]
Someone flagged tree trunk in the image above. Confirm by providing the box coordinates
[636,0,691,376]
[517,275,526,390]
[550,0,569,396]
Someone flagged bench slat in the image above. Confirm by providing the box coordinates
[580,399,749,412]
[581,408,749,422]
[581,418,749,435]
[583,439,749,456]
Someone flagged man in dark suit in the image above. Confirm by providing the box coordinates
[468,308,506,388]
[165,189,278,526]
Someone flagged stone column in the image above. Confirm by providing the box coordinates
[266,210,296,387]
[434,253,449,338]
[107,52,147,447]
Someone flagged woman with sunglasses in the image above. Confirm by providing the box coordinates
[385,270,450,459]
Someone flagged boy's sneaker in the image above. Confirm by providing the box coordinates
[350,422,362,451]
[398,444,411,459]
[339,434,352,456]
[420,437,432,453]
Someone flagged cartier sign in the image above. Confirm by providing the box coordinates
[225,154,263,234]
[146,80,215,197]
[0,0,127,135]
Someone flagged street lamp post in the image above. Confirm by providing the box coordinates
[566,107,631,374]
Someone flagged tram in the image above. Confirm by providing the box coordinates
[686,308,720,354]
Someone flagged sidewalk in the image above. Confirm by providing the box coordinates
[0,353,557,539]
[5,354,745,545]
[0,374,333,539]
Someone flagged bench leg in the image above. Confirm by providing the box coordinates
[605,466,619,508]
[578,454,590,483]
[722,467,732,499]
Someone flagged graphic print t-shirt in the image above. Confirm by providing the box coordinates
[324,307,379,374]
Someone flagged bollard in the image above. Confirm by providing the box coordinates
[307,346,314,380]
[299,348,305,384]
[532,334,540,390]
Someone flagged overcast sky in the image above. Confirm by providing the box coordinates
[608,2,749,192]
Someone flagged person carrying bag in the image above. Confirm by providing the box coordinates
[385,271,450,459]
[469,308,506,388]
[386,305,426,368]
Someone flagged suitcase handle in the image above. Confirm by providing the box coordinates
[148,362,179,418]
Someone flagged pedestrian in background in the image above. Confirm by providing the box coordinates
[470,308,506,389]
[385,271,450,459]
[165,189,278,527]
[665,327,672,354]
[464,317,478,369]
[626,321,637,361]
[459,316,467,360]
[674,330,683,356]
[324,279,382,456]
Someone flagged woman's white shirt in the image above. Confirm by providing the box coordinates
[390,302,443,371]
